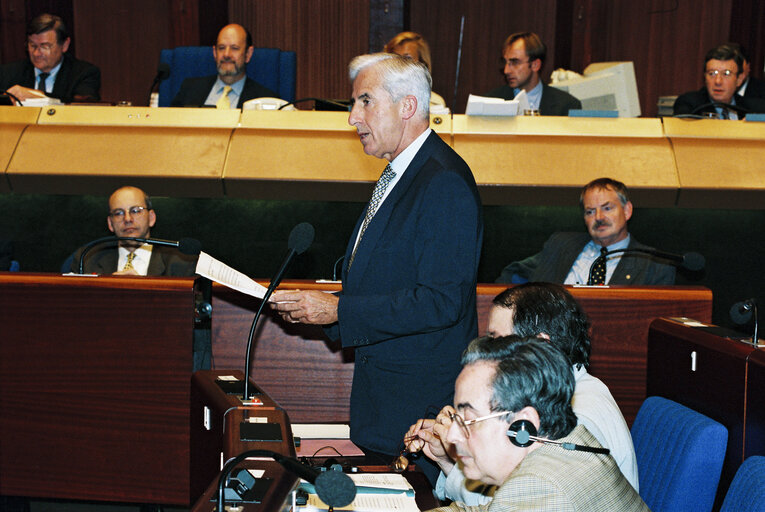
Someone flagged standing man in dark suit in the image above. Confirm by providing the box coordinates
[0,13,100,104]
[496,177,675,285]
[484,32,581,116]
[71,186,197,276]
[171,24,276,108]
[271,53,483,480]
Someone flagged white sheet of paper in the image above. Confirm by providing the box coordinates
[195,251,268,298]
[465,94,520,116]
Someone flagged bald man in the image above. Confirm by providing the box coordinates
[171,23,277,108]
[70,186,197,276]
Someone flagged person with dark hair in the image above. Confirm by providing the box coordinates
[673,43,765,118]
[483,31,581,116]
[424,336,647,512]
[728,42,765,100]
[496,177,676,285]
[171,23,276,108]
[0,13,100,103]
[407,283,637,505]
[70,186,197,276]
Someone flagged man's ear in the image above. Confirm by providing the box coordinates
[107,216,114,233]
[400,95,418,120]
[530,57,542,74]
[148,209,157,228]
[623,201,633,221]
[245,45,254,64]
[61,37,70,53]
[514,406,541,431]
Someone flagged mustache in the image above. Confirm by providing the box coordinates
[593,220,611,228]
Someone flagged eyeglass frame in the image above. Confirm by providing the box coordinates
[449,410,512,438]
[503,58,531,69]
[109,205,150,220]
[705,69,738,79]
[27,41,58,53]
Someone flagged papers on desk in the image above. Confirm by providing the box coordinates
[465,90,529,116]
[19,96,63,107]
[299,473,419,511]
[195,251,268,298]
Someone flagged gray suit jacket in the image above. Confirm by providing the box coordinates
[429,426,649,512]
[71,244,197,276]
[496,232,676,285]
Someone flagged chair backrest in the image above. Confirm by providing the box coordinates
[158,46,296,107]
[720,456,765,512]
[631,396,728,512]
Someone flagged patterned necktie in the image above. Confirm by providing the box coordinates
[588,247,609,285]
[347,164,397,270]
[37,72,49,92]
[216,85,232,109]
[123,252,136,271]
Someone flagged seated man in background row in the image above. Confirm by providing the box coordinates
[484,32,581,116]
[673,42,765,118]
[496,177,675,285]
[407,283,637,506]
[70,185,197,276]
[731,43,765,100]
[0,13,100,104]
[171,23,276,108]
[424,336,648,512]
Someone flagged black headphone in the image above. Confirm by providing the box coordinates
[507,419,610,455]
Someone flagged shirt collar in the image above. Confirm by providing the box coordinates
[389,128,432,175]
[515,81,543,109]
[35,59,63,80]
[214,75,247,97]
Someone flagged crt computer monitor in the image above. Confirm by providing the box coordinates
[550,61,641,117]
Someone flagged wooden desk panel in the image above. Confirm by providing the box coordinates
[212,282,712,426]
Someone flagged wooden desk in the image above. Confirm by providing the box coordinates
[212,282,712,425]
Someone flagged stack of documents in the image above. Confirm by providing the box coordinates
[299,472,419,511]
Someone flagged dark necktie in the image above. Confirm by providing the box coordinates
[588,247,609,285]
[347,164,396,271]
[37,72,50,92]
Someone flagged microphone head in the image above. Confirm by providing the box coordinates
[682,252,705,271]
[314,470,356,508]
[288,222,315,255]
[178,237,202,255]
[157,62,170,80]
[730,300,754,325]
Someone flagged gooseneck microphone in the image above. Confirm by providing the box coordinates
[217,449,356,511]
[76,236,201,274]
[243,222,314,402]
[147,62,170,105]
[730,298,759,346]
[587,248,705,285]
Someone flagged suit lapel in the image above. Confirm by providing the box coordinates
[343,132,437,284]
[51,56,72,99]
[147,247,166,275]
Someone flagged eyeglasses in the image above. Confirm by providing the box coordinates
[504,58,530,68]
[27,42,56,53]
[449,410,512,438]
[705,69,737,79]
[109,206,148,219]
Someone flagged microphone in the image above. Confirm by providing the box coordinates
[687,101,750,118]
[77,236,201,274]
[278,97,351,110]
[452,15,465,113]
[148,62,170,105]
[243,223,314,401]
[730,299,759,345]
[217,449,356,511]
[587,248,705,285]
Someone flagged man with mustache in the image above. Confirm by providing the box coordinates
[496,177,675,285]
[171,23,276,108]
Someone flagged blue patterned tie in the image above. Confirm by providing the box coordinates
[347,164,396,270]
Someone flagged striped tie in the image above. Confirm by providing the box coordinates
[347,164,396,271]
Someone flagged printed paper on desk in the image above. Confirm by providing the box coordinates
[195,251,268,298]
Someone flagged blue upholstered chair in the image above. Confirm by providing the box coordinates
[720,456,765,512]
[631,396,728,512]
[157,46,296,106]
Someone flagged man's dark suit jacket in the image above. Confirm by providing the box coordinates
[71,244,198,276]
[324,131,483,456]
[0,53,100,103]
[673,87,765,116]
[496,232,676,285]
[484,83,582,116]
[170,76,277,108]
[742,75,765,100]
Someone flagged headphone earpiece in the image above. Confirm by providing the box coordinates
[507,419,537,447]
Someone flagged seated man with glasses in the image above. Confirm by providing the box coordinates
[673,43,765,119]
[70,186,197,276]
[406,282,638,505]
[425,336,647,512]
[483,32,581,116]
[0,13,100,104]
